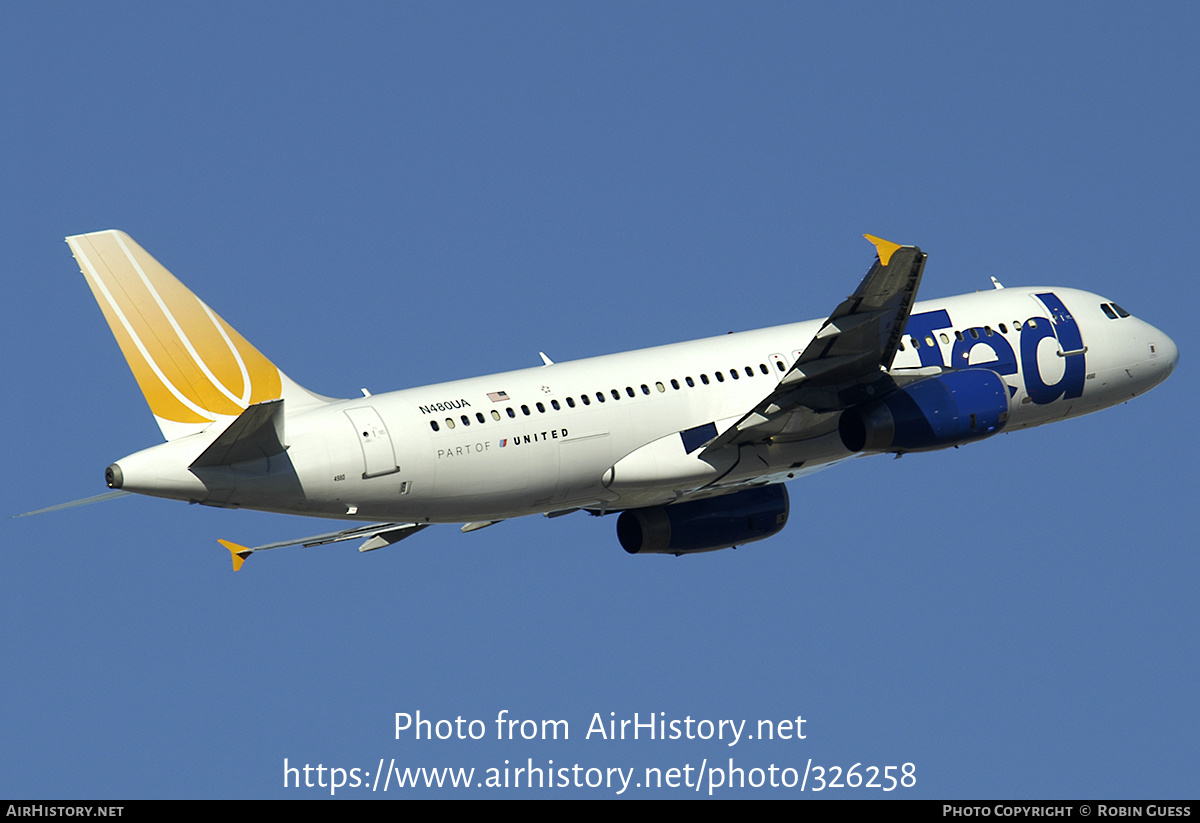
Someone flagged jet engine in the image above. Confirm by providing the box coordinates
[838,368,1010,453]
[617,484,789,555]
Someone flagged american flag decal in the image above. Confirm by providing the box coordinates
[487,391,509,402]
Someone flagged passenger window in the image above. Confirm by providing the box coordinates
[776,361,785,371]
[955,330,964,341]
[551,399,560,410]
[656,382,665,392]
[730,370,739,380]
[461,415,470,426]
[521,405,531,415]
[911,336,921,349]
[491,410,501,421]
[596,392,605,403]
[686,376,695,387]
[1027,319,1038,328]
[625,387,635,398]
[970,328,979,339]
[476,412,485,423]
[430,421,439,432]
[445,418,455,429]
[566,397,575,408]
[701,374,710,385]
[898,340,906,351]
[715,372,725,382]
[759,364,768,374]
[999,323,1008,334]
[925,335,935,347]
[985,326,993,336]
[506,407,516,418]
[581,395,591,406]
[536,402,545,413]
[611,389,621,400]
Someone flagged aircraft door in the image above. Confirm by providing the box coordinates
[344,407,400,478]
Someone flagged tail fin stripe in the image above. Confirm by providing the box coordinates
[200,303,253,406]
[70,229,328,441]
[113,232,251,410]
[73,238,222,425]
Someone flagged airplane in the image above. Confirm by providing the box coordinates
[61,230,1177,569]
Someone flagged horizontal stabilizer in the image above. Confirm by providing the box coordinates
[190,399,286,468]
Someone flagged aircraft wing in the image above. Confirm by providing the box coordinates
[703,235,927,452]
[218,522,429,570]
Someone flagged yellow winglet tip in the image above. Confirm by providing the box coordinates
[218,539,251,571]
[863,234,902,267]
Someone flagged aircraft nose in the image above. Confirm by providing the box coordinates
[1145,323,1178,387]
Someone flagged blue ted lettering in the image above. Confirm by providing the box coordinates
[1020,292,1085,404]
[904,309,952,368]
[908,292,1084,406]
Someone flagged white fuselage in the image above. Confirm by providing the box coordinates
[110,285,1176,524]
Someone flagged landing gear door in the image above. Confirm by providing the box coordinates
[345,407,399,478]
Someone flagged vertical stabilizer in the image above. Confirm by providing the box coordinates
[67,230,330,441]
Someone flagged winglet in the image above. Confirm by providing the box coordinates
[863,234,902,267]
[218,539,252,571]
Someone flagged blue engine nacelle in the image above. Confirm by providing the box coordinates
[838,368,1010,453]
[617,484,789,555]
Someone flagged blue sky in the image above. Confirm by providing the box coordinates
[3,2,1196,798]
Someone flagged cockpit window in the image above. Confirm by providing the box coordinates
[1101,303,1118,319]
[1111,303,1131,318]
